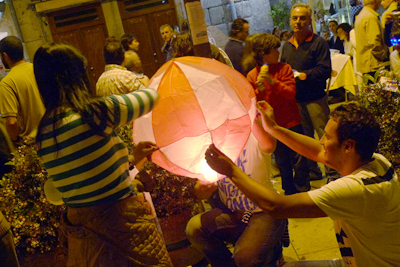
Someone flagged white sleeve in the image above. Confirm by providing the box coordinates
[390,51,400,78]
[308,177,365,220]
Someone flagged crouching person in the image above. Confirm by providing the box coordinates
[206,102,400,267]
[186,114,286,267]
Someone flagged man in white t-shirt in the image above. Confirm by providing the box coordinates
[186,116,287,267]
[206,102,400,267]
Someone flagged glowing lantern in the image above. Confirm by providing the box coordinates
[134,57,256,182]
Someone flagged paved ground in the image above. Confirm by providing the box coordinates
[271,173,341,263]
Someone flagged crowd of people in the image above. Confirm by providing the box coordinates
[0,1,400,267]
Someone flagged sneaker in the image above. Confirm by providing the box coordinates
[309,172,324,181]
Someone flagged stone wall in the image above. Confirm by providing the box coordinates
[3,0,48,62]
[0,2,19,40]
[201,0,274,47]
[10,0,51,60]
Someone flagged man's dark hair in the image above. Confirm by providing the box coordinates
[121,33,137,51]
[329,20,338,26]
[229,18,249,37]
[252,33,281,66]
[330,102,381,162]
[0,36,24,62]
[103,37,125,65]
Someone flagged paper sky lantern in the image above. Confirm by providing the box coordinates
[134,57,256,182]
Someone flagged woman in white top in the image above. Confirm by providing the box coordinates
[337,23,355,57]
[337,23,362,90]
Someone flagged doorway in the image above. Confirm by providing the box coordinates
[119,0,178,77]
[46,4,107,90]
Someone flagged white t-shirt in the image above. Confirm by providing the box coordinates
[309,154,400,267]
[218,133,274,213]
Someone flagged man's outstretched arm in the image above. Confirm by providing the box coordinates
[252,115,276,154]
[256,101,334,169]
[205,144,327,218]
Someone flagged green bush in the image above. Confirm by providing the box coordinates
[359,72,400,170]
[269,0,291,30]
[0,137,65,255]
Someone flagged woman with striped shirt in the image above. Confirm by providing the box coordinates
[34,43,172,266]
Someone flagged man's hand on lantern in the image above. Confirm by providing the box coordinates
[205,144,236,178]
[256,101,277,133]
